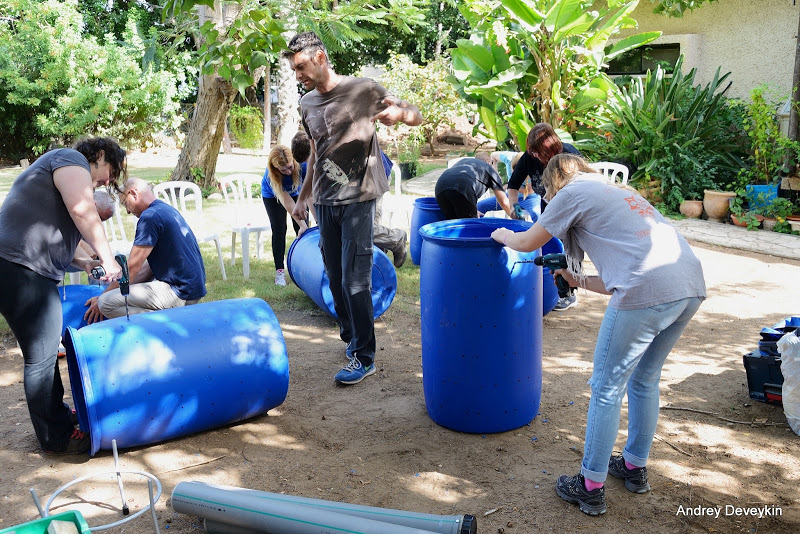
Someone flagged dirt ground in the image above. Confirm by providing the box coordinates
[1,240,799,534]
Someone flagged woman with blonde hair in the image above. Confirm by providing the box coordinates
[491,153,706,516]
[262,145,308,286]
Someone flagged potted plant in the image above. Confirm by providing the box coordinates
[396,135,422,181]
[758,197,794,232]
[729,192,761,230]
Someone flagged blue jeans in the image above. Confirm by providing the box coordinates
[0,258,74,451]
[315,201,376,366]
[581,297,703,483]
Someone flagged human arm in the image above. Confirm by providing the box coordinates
[83,245,153,323]
[555,270,611,295]
[292,138,316,221]
[279,190,309,234]
[491,221,552,253]
[492,188,516,219]
[53,166,121,282]
[372,96,423,127]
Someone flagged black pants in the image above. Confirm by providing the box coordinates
[315,201,376,366]
[0,257,73,451]
[262,196,300,270]
[435,188,478,220]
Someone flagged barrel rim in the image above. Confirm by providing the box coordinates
[419,218,533,246]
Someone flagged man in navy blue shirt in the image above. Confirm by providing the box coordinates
[84,177,206,322]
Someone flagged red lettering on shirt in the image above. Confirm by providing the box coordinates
[625,195,655,218]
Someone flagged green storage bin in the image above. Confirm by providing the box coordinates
[0,511,90,534]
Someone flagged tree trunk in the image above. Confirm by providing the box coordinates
[263,64,272,151]
[171,74,237,189]
[789,9,800,143]
[276,54,301,146]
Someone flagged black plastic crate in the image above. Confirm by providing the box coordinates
[743,351,783,404]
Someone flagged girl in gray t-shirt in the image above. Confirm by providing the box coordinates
[492,153,705,516]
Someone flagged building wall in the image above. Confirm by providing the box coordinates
[617,0,798,100]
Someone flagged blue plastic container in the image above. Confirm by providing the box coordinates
[419,218,543,433]
[541,237,565,316]
[410,197,446,265]
[64,298,289,456]
[745,184,779,209]
[286,227,396,319]
[476,193,541,221]
[60,284,105,336]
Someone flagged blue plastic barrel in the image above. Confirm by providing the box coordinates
[64,298,289,456]
[410,197,445,265]
[60,285,105,336]
[476,193,540,221]
[419,218,543,433]
[286,227,396,319]
[541,237,565,316]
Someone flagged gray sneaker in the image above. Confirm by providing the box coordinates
[555,474,607,516]
[608,454,651,494]
[391,232,408,268]
[553,294,578,311]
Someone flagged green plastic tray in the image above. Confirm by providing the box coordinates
[0,510,90,534]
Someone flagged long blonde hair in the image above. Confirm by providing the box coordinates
[267,145,302,201]
[541,153,597,201]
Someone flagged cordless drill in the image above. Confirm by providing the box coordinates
[91,254,130,318]
[533,253,575,299]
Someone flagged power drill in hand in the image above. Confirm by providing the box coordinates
[90,254,129,292]
[513,203,525,220]
[533,253,575,299]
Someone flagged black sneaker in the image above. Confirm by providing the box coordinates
[43,428,90,455]
[391,232,408,268]
[608,454,651,494]
[555,474,607,516]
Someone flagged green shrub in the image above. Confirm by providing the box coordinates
[581,56,744,211]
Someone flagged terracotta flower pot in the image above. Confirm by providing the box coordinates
[679,200,704,218]
[703,190,736,223]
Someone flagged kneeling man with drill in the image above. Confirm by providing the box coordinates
[84,177,206,323]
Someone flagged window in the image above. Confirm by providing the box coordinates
[606,44,681,75]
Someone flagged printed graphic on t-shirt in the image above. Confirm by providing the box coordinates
[322,159,350,188]
[625,195,655,218]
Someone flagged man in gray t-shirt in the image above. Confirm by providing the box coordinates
[283,32,422,385]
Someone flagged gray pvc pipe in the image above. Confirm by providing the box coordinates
[204,519,258,534]
[173,481,471,534]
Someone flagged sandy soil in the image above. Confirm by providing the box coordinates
[1,241,799,534]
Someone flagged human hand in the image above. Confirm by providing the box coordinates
[372,97,405,126]
[491,228,510,245]
[512,203,525,220]
[83,296,106,324]
[554,268,578,288]
[292,198,307,221]
[99,260,121,283]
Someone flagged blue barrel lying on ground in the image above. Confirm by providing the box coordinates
[476,193,541,221]
[60,284,105,336]
[64,298,289,456]
[419,218,543,433]
[410,197,446,266]
[286,227,397,319]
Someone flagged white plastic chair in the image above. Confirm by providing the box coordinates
[590,162,629,185]
[381,164,412,230]
[103,203,134,256]
[217,173,270,280]
[152,181,227,281]
[447,156,468,168]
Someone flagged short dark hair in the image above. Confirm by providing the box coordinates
[282,31,328,61]
[290,131,311,163]
[73,137,127,194]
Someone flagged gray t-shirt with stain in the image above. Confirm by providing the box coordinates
[538,175,707,310]
[300,76,391,206]
[0,149,90,281]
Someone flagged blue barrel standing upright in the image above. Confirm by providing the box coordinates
[419,218,543,433]
[65,298,290,456]
[410,197,445,266]
[59,284,106,336]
